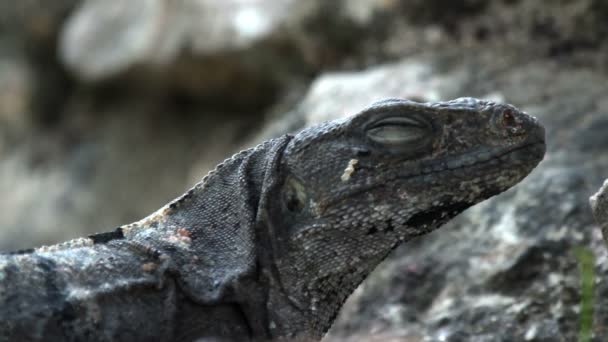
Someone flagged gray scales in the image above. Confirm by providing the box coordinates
[0,98,545,341]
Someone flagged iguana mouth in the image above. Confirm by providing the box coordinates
[317,141,545,213]
[435,140,545,174]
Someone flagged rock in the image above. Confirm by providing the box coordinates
[591,179,608,245]
[296,60,446,124]
[0,0,77,42]
[0,57,32,134]
[60,0,165,81]
[59,0,310,81]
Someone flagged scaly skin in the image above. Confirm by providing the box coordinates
[0,98,545,341]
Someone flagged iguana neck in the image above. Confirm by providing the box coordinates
[121,136,294,339]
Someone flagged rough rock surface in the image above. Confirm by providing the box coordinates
[2,0,608,340]
[591,180,608,246]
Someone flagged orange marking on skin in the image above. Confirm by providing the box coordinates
[142,262,157,272]
[177,228,190,238]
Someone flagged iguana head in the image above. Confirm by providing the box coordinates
[266,97,545,337]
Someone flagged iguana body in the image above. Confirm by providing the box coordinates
[0,98,545,341]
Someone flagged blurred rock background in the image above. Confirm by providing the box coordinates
[1,0,608,340]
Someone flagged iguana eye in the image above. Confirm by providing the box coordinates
[366,117,430,146]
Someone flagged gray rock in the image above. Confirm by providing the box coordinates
[591,179,608,246]
[0,57,32,134]
[60,0,165,80]
[59,0,310,81]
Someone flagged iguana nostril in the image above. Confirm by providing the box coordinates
[499,109,525,135]
[502,109,515,126]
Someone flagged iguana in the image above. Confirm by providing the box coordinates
[0,98,545,341]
